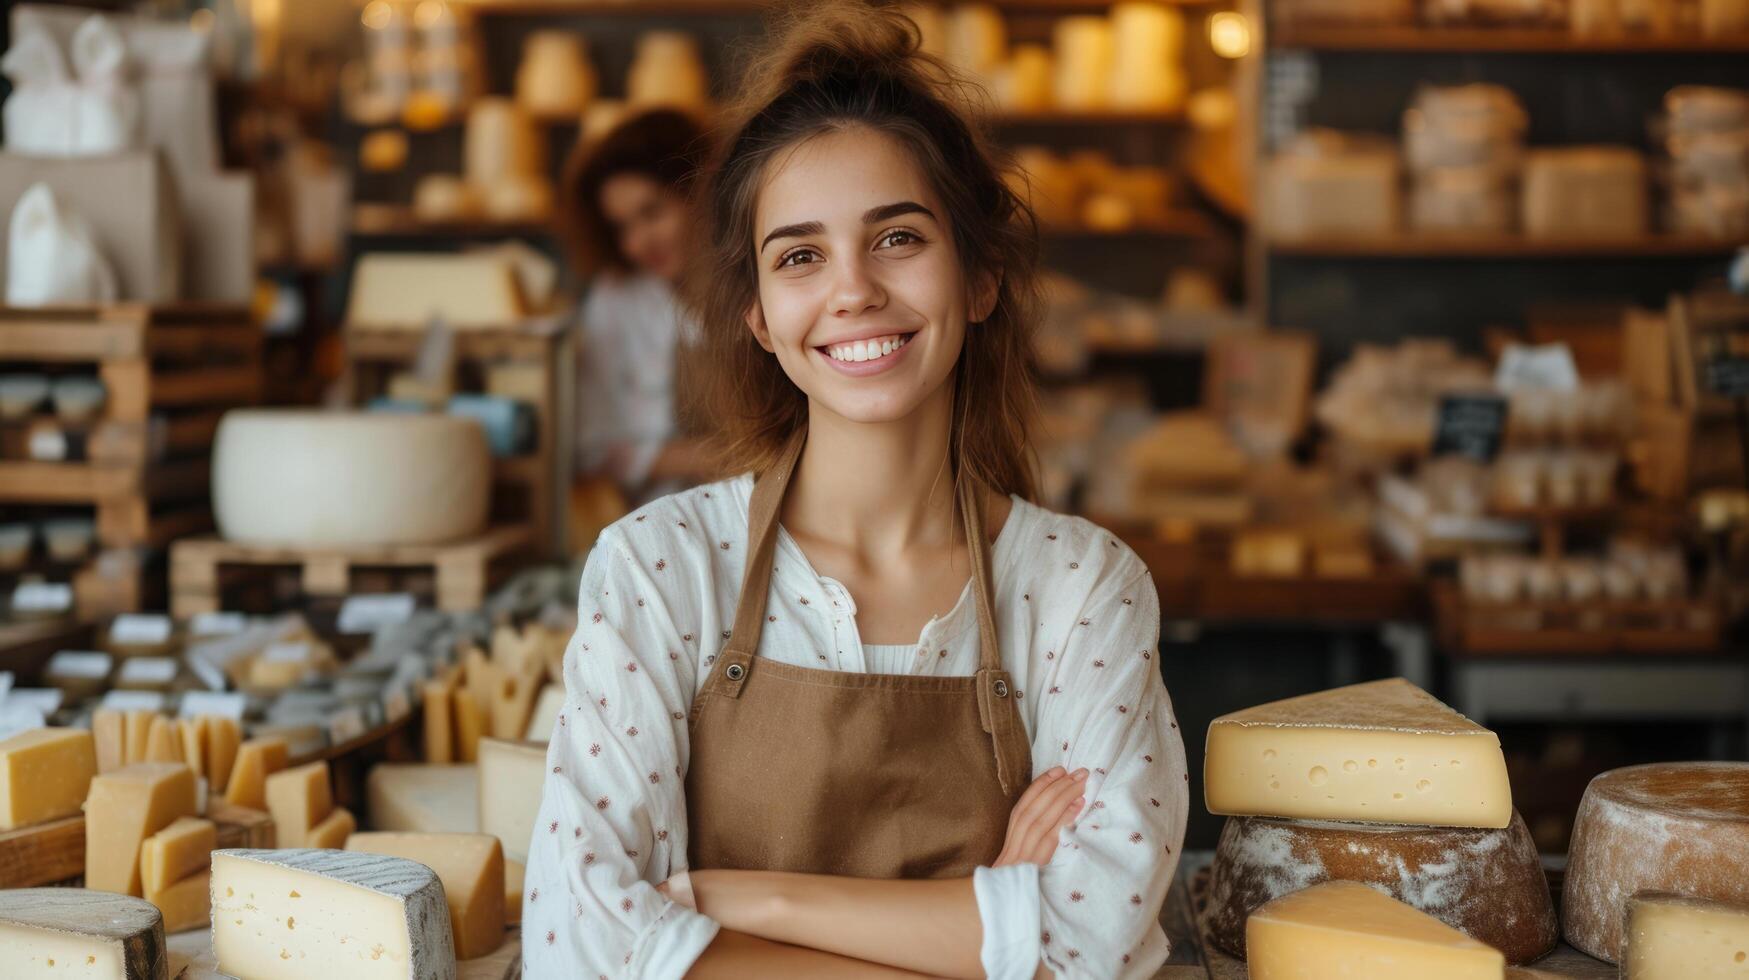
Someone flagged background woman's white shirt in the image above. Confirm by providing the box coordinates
[522,472,1191,980]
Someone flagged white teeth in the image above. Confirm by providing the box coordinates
[827,334,909,363]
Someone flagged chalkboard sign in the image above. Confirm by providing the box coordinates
[1432,393,1509,462]
[1703,355,1749,399]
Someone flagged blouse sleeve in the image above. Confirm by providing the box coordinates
[522,528,720,979]
[974,565,1190,979]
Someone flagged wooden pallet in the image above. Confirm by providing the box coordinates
[0,801,272,890]
[169,525,534,618]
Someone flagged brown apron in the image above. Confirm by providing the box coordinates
[685,428,1033,880]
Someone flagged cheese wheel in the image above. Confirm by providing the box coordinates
[1205,810,1556,964]
[212,410,490,547]
[1563,762,1749,964]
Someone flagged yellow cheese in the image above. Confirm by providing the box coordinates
[204,717,241,794]
[491,674,539,746]
[478,737,546,864]
[346,831,507,959]
[423,677,456,763]
[84,762,197,896]
[265,761,333,847]
[140,815,216,894]
[222,737,288,809]
[122,711,154,765]
[464,647,497,725]
[367,763,479,833]
[505,859,524,926]
[0,727,97,830]
[1248,881,1505,979]
[1623,894,1749,980]
[142,715,182,763]
[1205,678,1511,828]
[453,688,486,763]
[148,868,211,934]
[308,806,357,849]
[0,889,164,977]
[93,709,126,772]
[178,720,207,779]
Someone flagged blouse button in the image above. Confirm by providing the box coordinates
[726,663,745,681]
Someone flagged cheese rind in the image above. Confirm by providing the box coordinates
[346,831,507,960]
[477,738,546,864]
[211,848,458,980]
[0,888,164,979]
[367,763,479,834]
[0,727,97,830]
[1246,880,1506,979]
[1623,893,1749,980]
[85,762,198,896]
[1205,679,1511,828]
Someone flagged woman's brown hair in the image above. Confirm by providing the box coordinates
[559,108,711,279]
[681,0,1045,504]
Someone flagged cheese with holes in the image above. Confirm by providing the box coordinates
[85,762,197,896]
[223,736,289,809]
[308,806,357,849]
[346,831,506,959]
[1624,894,1749,980]
[213,410,491,547]
[0,888,165,978]
[1247,880,1506,979]
[525,685,564,741]
[1204,679,1511,828]
[93,709,125,773]
[1564,762,1749,963]
[367,763,479,833]
[204,717,241,794]
[0,727,96,830]
[211,848,457,980]
[140,816,215,894]
[266,761,333,848]
[478,738,545,864]
[1206,810,1555,964]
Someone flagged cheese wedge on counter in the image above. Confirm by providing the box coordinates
[0,888,165,978]
[179,720,207,779]
[147,869,210,934]
[478,737,546,864]
[93,709,126,772]
[1247,880,1505,979]
[140,816,215,895]
[346,831,506,960]
[0,727,96,830]
[1205,678,1511,828]
[1623,894,1749,980]
[367,763,479,833]
[123,710,154,765]
[204,717,241,794]
[212,848,457,980]
[307,806,357,849]
[85,762,198,896]
[142,715,182,763]
[223,736,289,809]
[265,760,333,848]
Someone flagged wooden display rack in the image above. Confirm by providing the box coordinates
[341,323,565,557]
[169,525,534,618]
[0,304,261,617]
[1433,580,1722,656]
[0,801,271,890]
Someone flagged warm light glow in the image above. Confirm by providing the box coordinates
[414,0,450,29]
[1209,11,1251,59]
[361,0,394,31]
[189,8,214,34]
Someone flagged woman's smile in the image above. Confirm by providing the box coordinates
[816,330,919,376]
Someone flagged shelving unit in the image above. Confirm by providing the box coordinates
[1270,25,1749,53]
[1267,233,1749,259]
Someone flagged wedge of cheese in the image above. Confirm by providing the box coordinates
[346,831,506,960]
[0,727,97,830]
[477,737,546,864]
[1624,893,1749,980]
[367,763,479,834]
[223,736,289,810]
[0,888,165,978]
[85,762,197,896]
[1247,881,1506,979]
[1205,678,1511,828]
[212,848,456,979]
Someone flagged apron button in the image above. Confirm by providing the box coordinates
[993,679,1009,698]
[726,663,745,681]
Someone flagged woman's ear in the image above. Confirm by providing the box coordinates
[968,267,1001,325]
[743,300,775,353]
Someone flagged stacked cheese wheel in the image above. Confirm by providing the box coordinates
[1202,679,1557,975]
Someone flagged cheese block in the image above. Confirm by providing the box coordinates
[1521,147,1648,239]
[367,763,479,833]
[0,727,97,830]
[177,721,206,779]
[211,848,457,980]
[265,761,334,848]
[223,736,289,809]
[142,716,181,764]
[477,738,546,864]
[525,685,564,741]
[345,253,527,331]
[146,869,209,934]
[453,688,486,763]
[491,674,539,745]
[423,676,457,763]
[94,709,126,772]
[504,860,524,927]
[307,806,357,849]
[1204,678,1512,828]
[1623,893,1749,980]
[346,831,506,959]
[85,762,198,896]
[123,710,154,765]
[1563,762,1749,963]
[1205,810,1555,964]
[204,717,241,794]
[1246,880,1506,979]
[212,410,491,548]
[139,816,215,894]
[0,888,166,979]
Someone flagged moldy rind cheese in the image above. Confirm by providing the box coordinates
[1205,809,1555,964]
[1563,761,1749,963]
[1204,678,1512,828]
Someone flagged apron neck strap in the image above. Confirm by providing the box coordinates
[723,425,1003,673]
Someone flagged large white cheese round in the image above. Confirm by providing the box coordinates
[212,410,491,547]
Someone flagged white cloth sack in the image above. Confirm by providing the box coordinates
[0,16,142,156]
[6,182,119,305]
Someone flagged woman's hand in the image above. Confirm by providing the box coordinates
[992,766,1088,868]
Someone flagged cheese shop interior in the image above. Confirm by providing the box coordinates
[0,0,1746,976]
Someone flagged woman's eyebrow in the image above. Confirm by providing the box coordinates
[759,201,937,253]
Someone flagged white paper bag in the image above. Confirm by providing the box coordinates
[0,17,140,157]
[6,182,119,305]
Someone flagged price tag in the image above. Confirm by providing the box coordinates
[111,614,173,646]
[327,707,367,744]
[118,657,179,685]
[12,582,72,614]
[47,651,112,679]
[338,594,417,634]
[263,642,312,664]
[1431,394,1510,463]
[0,702,46,740]
[191,611,248,637]
[178,691,248,722]
[100,689,166,712]
[1496,343,1580,392]
[4,688,64,715]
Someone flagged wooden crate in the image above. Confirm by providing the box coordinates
[169,525,534,618]
[0,801,272,890]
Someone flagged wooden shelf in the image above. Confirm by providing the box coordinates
[1269,24,1749,53]
[1268,233,1749,258]
[463,0,1218,13]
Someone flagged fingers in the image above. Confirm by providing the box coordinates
[995,767,1068,866]
[1010,769,1087,863]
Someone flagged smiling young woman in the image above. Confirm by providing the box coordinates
[522,3,1189,978]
